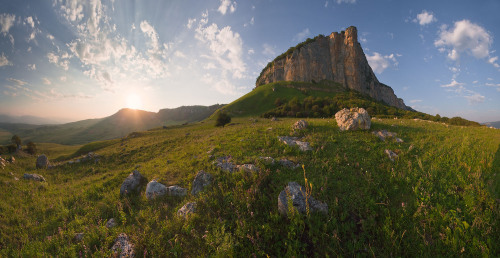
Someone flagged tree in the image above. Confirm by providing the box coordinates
[26,141,37,155]
[215,112,231,127]
[11,135,21,150]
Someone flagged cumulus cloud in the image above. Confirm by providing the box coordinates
[0,13,15,34]
[366,52,399,74]
[25,16,35,28]
[292,28,310,42]
[57,0,84,22]
[218,0,237,15]
[0,52,12,66]
[441,79,464,88]
[195,21,246,80]
[464,93,485,104]
[28,64,36,70]
[47,52,70,71]
[187,18,196,29]
[435,20,492,61]
[414,10,436,26]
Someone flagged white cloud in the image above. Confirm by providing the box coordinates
[28,64,36,70]
[262,43,276,56]
[248,48,255,55]
[42,78,52,85]
[195,22,246,79]
[472,80,478,84]
[47,52,70,71]
[414,10,436,26]
[441,79,464,88]
[325,1,329,8]
[464,93,485,104]
[0,13,15,34]
[60,76,67,82]
[336,0,356,4]
[409,99,423,103]
[25,16,35,28]
[218,0,237,15]
[435,20,492,61]
[366,52,399,74]
[7,78,28,86]
[244,17,254,27]
[174,50,186,58]
[187,18,196,29]
[140,20,160,54]
[58,0,84,22]
[488,56,500,68]
[292,28,310,42]
[0,52,12,67]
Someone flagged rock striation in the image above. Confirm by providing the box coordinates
[256,26,408,110]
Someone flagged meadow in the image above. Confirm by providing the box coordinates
[0,116,498,256]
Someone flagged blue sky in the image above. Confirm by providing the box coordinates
[0,0,499,123]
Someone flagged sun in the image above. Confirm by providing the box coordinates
[126,94,142,110]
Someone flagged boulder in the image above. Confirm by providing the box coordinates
[167,185,188,197]
[335,108,371,131]
[279,159,300,169]
[384,149,398,161]
[177,202,197,218]
[237,164,259,173]
[277,136,312,151]
[111,233,135,257]
[191,170,213,195]
[214,156,236,172]
[292,120,308,131]
[23,173,46,182]
[372,130,401,142]
[120,170,147,196]
[36,154,50,169]
[278,182,328,216]
[145,180,168,200]
[106,218,117,228]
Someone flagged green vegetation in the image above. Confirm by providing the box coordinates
[215,112,231,127]
[0,117,498,256]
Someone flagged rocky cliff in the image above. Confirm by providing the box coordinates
[256,26,409,110]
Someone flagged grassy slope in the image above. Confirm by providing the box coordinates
[214,81,346,118]
[0,117,498,256]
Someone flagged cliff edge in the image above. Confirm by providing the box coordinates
[256,26,409,110]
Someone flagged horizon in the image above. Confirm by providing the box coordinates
[1,0,499,123]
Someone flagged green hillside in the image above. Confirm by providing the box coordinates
[0,117,498,256]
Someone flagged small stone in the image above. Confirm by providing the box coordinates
[111,233,135,257]
[120,170,147,196]
[237,164,259,173]
[278,182,328,216]
[177,202,197,218]
[8,156,15,163]
[271,117,278,121]
[277,136,312,151]
[384,149,398,162]
[74,233,84,241]
[259,156,275,164]
[292,120,308,131]
[36,154,50,169]
[395,138,404,143]
[214,156,236,172]
[167,185,188,197]
[23,173,46,182]
[106,218,117,228]
[278,159,300,169]
[191,170,213,196]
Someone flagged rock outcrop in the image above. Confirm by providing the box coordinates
[111,233,135,257]
[36,154,50,169]
[178,202,197,218]
[278,182,328,216]
[256,26,408,110]
[23,173,46,182]
[191,170,213,195]
[120,170,147,196]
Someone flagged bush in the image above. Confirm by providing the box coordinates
[215,112,231,127]
[26,142,37,155]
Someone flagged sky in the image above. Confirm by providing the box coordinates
[0,0,499,123]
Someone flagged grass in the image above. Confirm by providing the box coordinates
[0,116,498,256]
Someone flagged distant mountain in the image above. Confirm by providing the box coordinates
[483,121,500,129]
[0,114,65,125]
[0,104,223,145]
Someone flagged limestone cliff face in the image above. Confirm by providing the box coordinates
[256,26,408,110]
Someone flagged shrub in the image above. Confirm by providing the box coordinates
[215,112,231,127]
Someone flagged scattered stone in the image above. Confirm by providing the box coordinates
[237,164,259,173]
[74,233,84,241]
[177,202,197,218]
[8,156,15,163]
[214,156,236,172]
[259,156,275,164]
[395,137,404,143]
[408,144,414,151]
[36,154,50,169]
[292,120,308,131]
[145,180,168,200]
[111,233,135,257]
[271,117,278,121]
[278,159,300,169]
[384,149,398,162]
[0,157,5,169]
[278,182,328,216]
[167,185,188,197]
[23,173,46,182]
[106,218,117,228]
[372,130,397,141]
[191,170,213,195]
[277,136,312,151]
[335,108,371,131]
[120,170,147,196]
[14,177,19,181]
